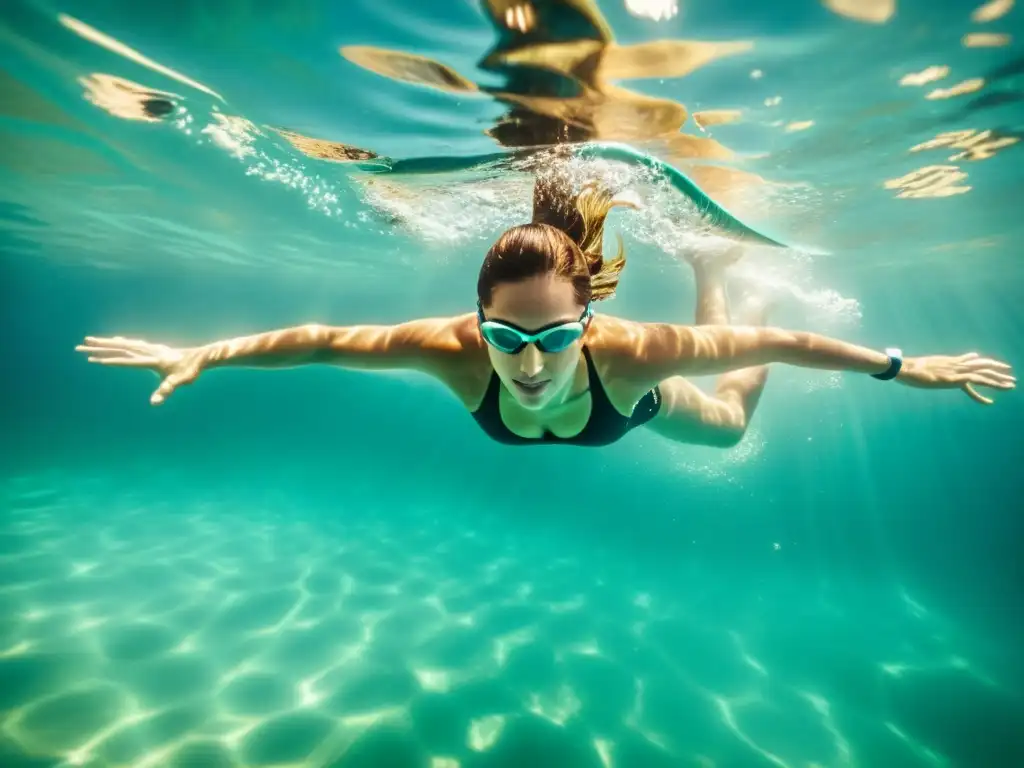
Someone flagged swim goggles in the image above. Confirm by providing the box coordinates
[476,302,592,355]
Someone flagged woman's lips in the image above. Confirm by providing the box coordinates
[513,379,549,395]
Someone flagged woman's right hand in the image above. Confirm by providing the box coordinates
[76,336,207,405]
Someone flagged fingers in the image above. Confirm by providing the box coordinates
[78,344,140,356]
[80,341,157,366]
[82,335,149,349]
[83,335,126,345]
[983,371,1016,386]
[150,367,199,406]
[963,383,993,406]
[78,337,162,367]
[76,344,136,356]
[954,352,1012,377]
[968,371,1016,389]
[962,371,1015,405]
[85,355,157,367]
[965,356,1013,373]
[78,344,145,361]
[955,357,1016,404]
[150,385,171,406]
[151,374,181,405]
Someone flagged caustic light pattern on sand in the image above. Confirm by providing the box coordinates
[0,476,1014,768]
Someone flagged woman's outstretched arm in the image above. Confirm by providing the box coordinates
[598,319,1015,405]
[77,315,482,405]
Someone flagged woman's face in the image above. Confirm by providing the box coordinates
[480,272,588,411]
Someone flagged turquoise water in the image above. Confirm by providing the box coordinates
[3,0,1024,766]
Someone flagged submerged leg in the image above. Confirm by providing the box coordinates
[646,244,770,448]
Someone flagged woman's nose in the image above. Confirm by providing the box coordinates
[518,343,545,378]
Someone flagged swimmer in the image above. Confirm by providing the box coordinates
[76,174,1015,448]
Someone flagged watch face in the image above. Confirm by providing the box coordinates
[886,347,903,358]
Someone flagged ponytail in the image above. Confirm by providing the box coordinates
[531,171,633,301]
[477,168,634,308]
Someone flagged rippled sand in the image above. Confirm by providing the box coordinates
[2,473,1021,767]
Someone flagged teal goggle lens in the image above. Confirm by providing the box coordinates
[480,321,585,354]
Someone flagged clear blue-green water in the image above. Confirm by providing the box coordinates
[2,0,1024,766]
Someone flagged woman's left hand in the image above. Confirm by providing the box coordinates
[898,353,1016,405]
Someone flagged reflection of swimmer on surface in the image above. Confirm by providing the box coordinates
[77,169,1014,449]
[339,0,750,163]
[329,0,765,219]
[73,0,767,208]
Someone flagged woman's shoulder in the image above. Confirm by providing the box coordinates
[587,313,655,353]
[394,313,485,356]
[420,313,493,408]
[587,313,677,403]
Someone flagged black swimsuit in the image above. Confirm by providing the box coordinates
[471,347,662,447]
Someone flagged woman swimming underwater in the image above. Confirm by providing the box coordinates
[77,172,1015,448]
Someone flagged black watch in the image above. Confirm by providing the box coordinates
[871,347,903,381]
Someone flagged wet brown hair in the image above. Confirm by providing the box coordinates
[477,169,632,307]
